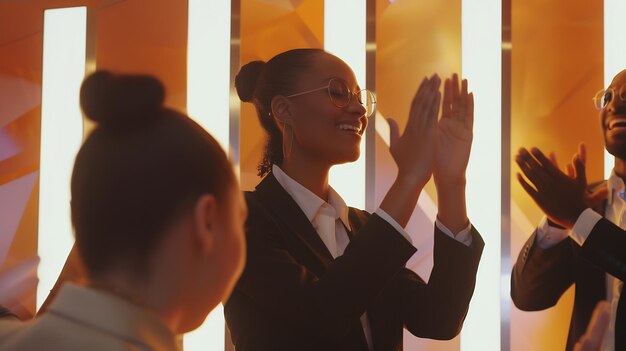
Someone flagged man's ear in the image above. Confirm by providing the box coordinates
[270,95,293,126]
[194,194,217,255]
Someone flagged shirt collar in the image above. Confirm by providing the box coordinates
[48,283,179,351]
[608,170,625,204]
[272,165,351,230]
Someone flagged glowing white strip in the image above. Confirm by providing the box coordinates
[187,0,231,152]
[184,0,231,349]
[604,0,626,178]
[460,0,502,349]
[37,7,86,310]
[324,0,367,208]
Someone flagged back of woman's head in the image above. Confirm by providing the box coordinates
[235,48,325,176]
[72,71,235,279]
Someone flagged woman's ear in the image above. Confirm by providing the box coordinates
[194,194,217,255]
[270,95,293,125]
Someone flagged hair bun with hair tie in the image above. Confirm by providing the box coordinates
[80,70,165,128]
[235,60,265,103]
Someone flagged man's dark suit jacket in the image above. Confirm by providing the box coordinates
[224,173,484,351]
[511,181,626,351]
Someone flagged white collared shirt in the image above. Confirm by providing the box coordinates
[272,165,472,350]
[537,170,624,350]
[0,283,180,351]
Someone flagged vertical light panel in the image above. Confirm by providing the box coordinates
[461,0,502,350]
[37,7,86,310]
[185,0,231,350]
[604,0,626,178]
[325,0,367,209]
[187,0,231,151]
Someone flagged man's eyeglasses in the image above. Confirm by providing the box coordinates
[285,78,376,117]
[593,85,626,110]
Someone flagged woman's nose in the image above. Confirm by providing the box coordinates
[349,93,367,116]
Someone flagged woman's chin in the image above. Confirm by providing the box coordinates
[331,151,361,165]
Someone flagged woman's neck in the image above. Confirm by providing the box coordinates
[280,156,331,201]
[614,157,626,183]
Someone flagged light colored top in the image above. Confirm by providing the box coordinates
[537,170,624,351]
[0,283,180,351]
[272,164,472,351]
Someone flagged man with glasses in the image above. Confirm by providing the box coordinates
[512,69,626,351]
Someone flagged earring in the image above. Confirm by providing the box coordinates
[283,121,294,160]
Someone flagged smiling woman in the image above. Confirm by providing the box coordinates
[224,48,485,351]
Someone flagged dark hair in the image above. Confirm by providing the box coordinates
[235,48,325,176]
[72,71,235,278]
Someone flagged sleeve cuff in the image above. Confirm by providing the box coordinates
[375,208,413,245]
[570,208,603,246]
[435,217,473,247]
[536,216,570,249]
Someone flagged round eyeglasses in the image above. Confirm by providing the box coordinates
[593,85,626,111]
[285,78,376,117]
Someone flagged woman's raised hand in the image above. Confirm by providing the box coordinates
[388,74,441,188]
[434,74,474,188]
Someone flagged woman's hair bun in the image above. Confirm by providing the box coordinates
[80,70,165,127]
[235,60,265,102]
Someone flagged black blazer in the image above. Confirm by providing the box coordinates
[224,173,484,351]
[511,181,626,351]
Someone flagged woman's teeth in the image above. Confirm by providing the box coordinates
[337,124,361,134]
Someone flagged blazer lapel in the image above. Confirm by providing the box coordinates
[254,173,335,268]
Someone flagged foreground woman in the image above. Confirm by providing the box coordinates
[0,71,247,350]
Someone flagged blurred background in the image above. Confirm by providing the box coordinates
[0,0,619,350]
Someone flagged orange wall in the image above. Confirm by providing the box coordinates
[239,0,324,191]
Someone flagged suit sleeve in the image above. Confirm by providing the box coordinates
[510,230,575,310]
[581,217,626,281]
[393,227,484,340]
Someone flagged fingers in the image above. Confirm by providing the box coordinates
[549,152,559,168]
[573,154,587,186]
[579,142,587,165]
[516,148,550,190]
[387,117,400,150]
[452,73,460,102]
[461,78,468,98]
[442,74,473,131]
[442,74,460,120]
[466,92,474,130]
[517,173,540,200]
[408,77,432,130]
[409,74,441,133]
[566,163,575,178]
[429,91,442,127]
[423,75,441,130]
[573,337,589,351]
[530,147,560,175]
[442,78,452,119]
